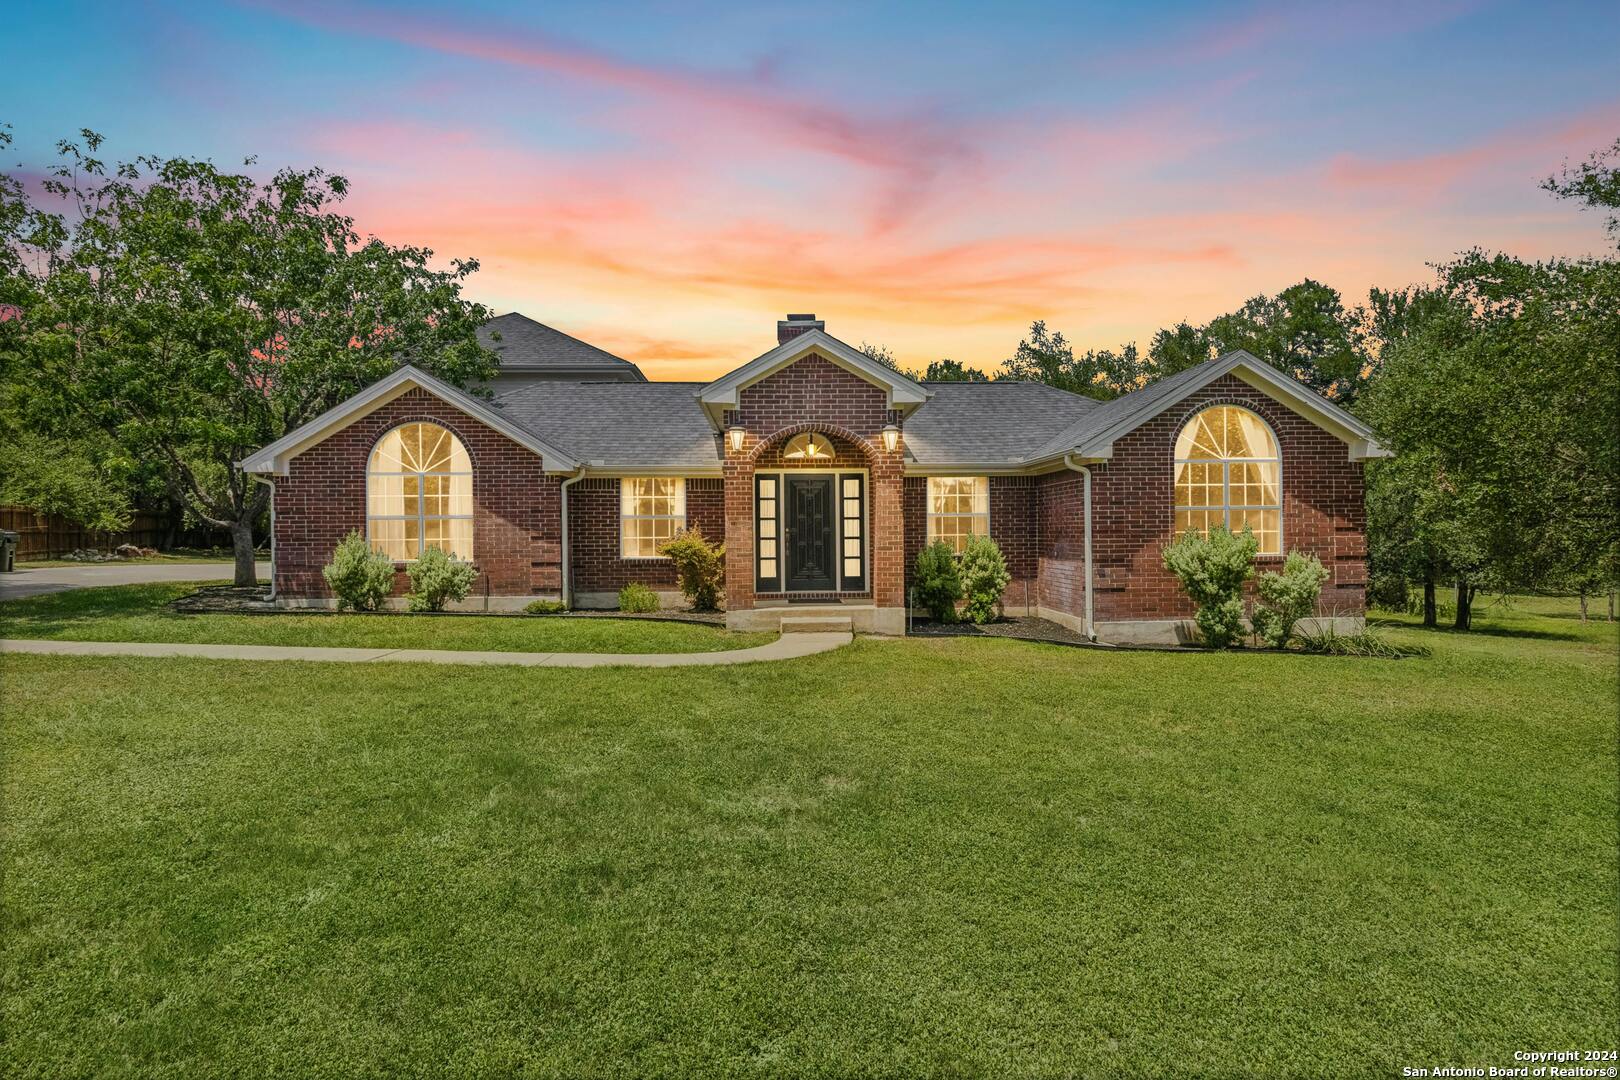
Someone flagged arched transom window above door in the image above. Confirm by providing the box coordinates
[781,432,837,461]
[367,422,474,561]
[1173,405,1281,555]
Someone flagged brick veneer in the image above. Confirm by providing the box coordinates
[569,477,724,593]
[903,475,1039,612]
[273,387,562,601]
[722,353,905,613]
[1035,470,1087,622]
[1088,373,1367,623]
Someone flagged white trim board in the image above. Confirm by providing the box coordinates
[239,365,580,475]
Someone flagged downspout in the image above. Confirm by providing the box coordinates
[1062,454,1094,641]
[559,469,586,608]
[247,473,276,601]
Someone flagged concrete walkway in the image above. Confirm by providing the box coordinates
[0,632,852,668]
[0,562,270,601]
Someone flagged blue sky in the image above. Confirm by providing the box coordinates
[6,0,1617,376]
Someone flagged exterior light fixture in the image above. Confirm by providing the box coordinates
[881,423,901,453]
[727,425,745,453]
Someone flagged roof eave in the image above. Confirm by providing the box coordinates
[239,364,582,476]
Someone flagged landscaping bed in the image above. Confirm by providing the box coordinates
[169,584,728,625]
[0,582,769,653]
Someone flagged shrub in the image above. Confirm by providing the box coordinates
[321,530,396,611]
[657,528,725,612]
[958,534,1010,624]
[524,599,567,615]
[618,582,659,613]
[913,541,964,622]
[1296,625,1425,659]
[1161,524,1258,648]
[404,545,477,612]
[1251,551,1330,648]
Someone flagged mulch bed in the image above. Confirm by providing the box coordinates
[167,586,727,625]
[907,615,1101,647]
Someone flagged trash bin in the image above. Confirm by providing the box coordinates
[0,529,17,572]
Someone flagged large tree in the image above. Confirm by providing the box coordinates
[6,131,497,584]
[1544,136,1620,247]
[1360,251,1620,627]
[1000,320,1142,399]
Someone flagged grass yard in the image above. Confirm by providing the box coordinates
[16,547,244,569]
[0,583,774,654]
[2,596,1615,1076]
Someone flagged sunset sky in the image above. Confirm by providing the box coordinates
[6,1,1618,378]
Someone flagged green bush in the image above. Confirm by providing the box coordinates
[1161,524,1258,648]
[404,545,477,612]
[959,534,1010,624]
[1296,625,1425,659]
[913,541,964,622]
[524,599,567,615]
[657,528,725,612]
[618,582,659,613]
[320,530,396,611]
[1251,551,1331,648]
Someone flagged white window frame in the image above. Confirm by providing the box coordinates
[1173,406,1283,556]
[619,477,687,560]
[926,476,990,553]
[366,422,474,563]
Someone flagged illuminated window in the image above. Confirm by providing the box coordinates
[367,423,473,562]
[621,478,686,558]
[781,432,836,460]
[927,476,989,553]
[1173,406,1281,555]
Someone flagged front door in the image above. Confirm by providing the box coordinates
[784,475,836,592]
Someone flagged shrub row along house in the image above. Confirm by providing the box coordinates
[242,313,1387,642]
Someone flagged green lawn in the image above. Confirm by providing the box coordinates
[2,596,1615,1077]
[17,547,245,568]
[0,583,774,654]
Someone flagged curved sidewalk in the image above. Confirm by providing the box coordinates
[0,632,851,668]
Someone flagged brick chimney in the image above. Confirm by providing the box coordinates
[777,313,825,345]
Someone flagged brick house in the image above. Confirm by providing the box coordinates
[242,312,1387,643]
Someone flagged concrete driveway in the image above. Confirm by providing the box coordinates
[0,562,269,601]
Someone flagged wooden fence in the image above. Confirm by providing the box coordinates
[0,505,229,560]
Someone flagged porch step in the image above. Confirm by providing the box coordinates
[780,615,854,634]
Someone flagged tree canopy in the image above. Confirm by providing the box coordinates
[3,130,497,582]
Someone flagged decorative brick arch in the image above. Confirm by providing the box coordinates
[747,422,880,464]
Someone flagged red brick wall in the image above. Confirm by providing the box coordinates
[722,353,906,610]
[903,475,1038,610]
[569,477,724,593]
[1089,374,1367,623]
[1035,470,1087,621]
[272,387,562,600]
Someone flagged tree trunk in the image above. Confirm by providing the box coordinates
[1609,590,1615,622]
[1422,569,1437,628]
[1578,591,1588,622]
[229,521,258,587]
[1453,579,1472,631]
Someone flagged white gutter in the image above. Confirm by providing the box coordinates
[247,474,277,601]
[1063,454,1094,641]
[559,469,586,608]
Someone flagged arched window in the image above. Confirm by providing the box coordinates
[367,422,474,561]
[1174,406,1280,555]
[781,432,836,461]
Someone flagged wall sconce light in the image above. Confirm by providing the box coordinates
[727,425,746,453]
[881,423,901,453]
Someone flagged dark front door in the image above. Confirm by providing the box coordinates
[785,474,836,592]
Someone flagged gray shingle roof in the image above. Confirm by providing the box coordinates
[493,381,721,468]
[479,313,646,380]
[1030,360,1217,459]
[903,382,1100,465]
